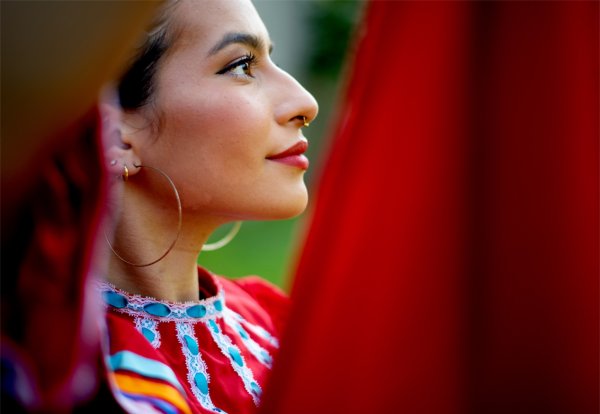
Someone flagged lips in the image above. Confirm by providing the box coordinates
[266,140,309,170]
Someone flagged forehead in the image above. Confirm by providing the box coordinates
[170,0,270,53]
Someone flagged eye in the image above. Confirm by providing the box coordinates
[216,54,257,78]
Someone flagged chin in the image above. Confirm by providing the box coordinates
[258,189,308,220]
[281,199,308,219]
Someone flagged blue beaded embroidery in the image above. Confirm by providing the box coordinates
[98,280,278,410]
[135,317,161,348]
[223,312,274,368]
[204,318,262,405]
[176,322,224,413]
[99,282,225,322]
[227,310,279,348]
[103,291,128,308]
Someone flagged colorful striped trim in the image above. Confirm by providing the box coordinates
[108,351,185,393]
[113,372,192,414]
[122,392,180,414]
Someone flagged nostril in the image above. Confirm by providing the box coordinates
[292,115,310,127]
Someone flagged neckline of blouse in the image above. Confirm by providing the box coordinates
[97,268,226,322]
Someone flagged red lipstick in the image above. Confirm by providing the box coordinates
[266,140,309,170]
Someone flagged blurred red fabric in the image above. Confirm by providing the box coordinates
[1,109,106,411]
[261,1,599,413]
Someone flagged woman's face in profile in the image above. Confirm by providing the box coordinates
[131,0,318,221]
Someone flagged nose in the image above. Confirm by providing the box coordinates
[271,66,319,128]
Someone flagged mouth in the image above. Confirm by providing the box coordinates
[266,140,309,170]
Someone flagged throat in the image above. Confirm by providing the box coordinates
[107,257,202,303]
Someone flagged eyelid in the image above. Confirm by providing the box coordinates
[216,53,257,76]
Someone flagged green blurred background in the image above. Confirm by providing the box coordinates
[198,0,365,290]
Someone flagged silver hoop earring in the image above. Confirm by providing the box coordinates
[202,221,242,251]
[105,164,182,267]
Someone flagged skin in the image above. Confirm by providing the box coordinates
[103,0,318,301]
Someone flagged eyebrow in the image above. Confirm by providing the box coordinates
[208,32,273,56]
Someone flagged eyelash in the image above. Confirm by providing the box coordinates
[216,53,258,79]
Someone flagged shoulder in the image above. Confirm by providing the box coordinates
[217,275,290,336]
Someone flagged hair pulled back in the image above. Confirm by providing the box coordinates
[118,1,179,110]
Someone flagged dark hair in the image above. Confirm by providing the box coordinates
[118,31,169,109]
[117,2,179,110]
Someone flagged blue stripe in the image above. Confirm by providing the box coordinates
[108,351,184,393]
[122,392,179,414]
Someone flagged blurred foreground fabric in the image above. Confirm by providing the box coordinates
[1,2,157,411]
[261,1,598,413]
[1,109,110,411]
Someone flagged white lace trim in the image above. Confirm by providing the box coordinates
[227,310,279,348]
[98,279,281,409]
[134,317,161,348]
[175,322,225,413]
[204,318,262,405]
[223,312,273,368]
[98,281,225,322]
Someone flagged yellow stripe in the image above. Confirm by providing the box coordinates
[113,372,192,414]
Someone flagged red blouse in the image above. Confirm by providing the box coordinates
[100,267,289,414]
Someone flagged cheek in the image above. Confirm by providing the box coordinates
[157,92,272,204]
[168,91,265,149]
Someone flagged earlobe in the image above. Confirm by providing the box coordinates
[100,101,143,179]
[105,147,141,180]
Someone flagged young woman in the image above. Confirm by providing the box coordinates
[98,0,318,413]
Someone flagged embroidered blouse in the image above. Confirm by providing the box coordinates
[99,267,289,414]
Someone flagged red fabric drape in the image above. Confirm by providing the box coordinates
[262,1,599,413]
[1,109,106,411]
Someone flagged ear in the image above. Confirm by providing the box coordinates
[100,90,144,179]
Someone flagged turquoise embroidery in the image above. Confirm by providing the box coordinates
[186,305,207,318]
[228,310,279,348]
[99,280,280,411]
[142,328,155,342]
[208,319,220,333]
[135,317,161,348]
[99,282,225,322]
[204,318,262,405]
[194,373,209,395]
[184,335,199,355]
[224,312,274,368]
[143,303,171,317]
[176,322,224,413]
[103,291,128,308]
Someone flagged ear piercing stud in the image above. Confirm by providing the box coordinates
[122,165,129,182]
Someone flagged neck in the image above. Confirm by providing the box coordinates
[105,184,225,302]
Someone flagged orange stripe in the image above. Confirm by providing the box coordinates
[113,372,192,414]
